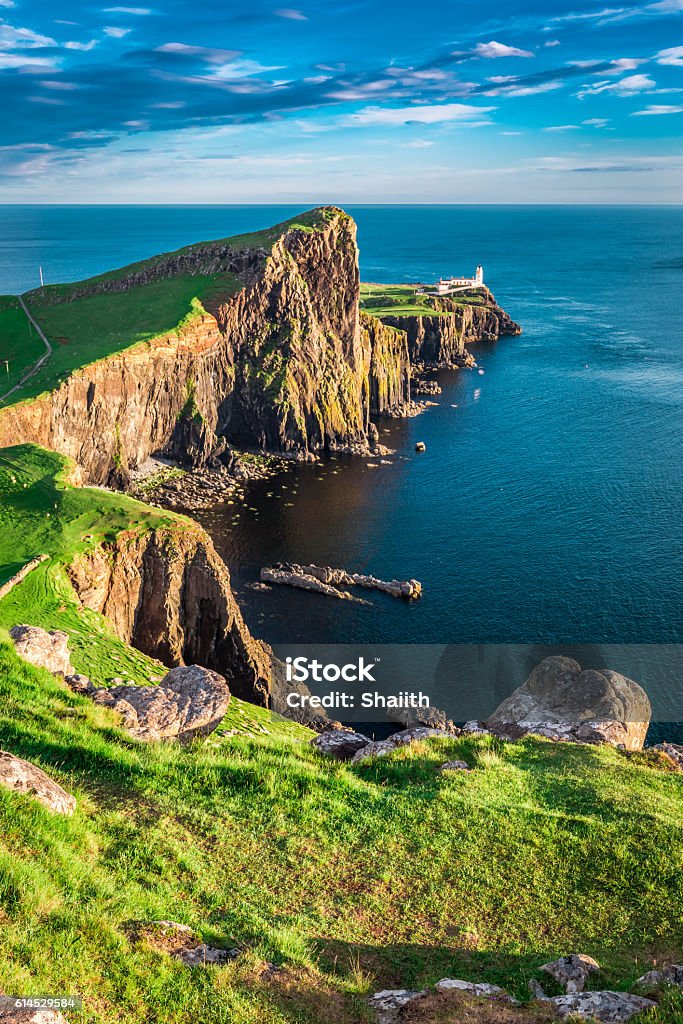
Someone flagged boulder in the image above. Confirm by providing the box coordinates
[435,979,516,1002]
[368,990,425,1024]
[540,954,600,993]
[487,657,651,751]
[549,991,655,1021]
[0,750,76,816]
[89,665,230,742]
[637,965,683,989]
[9,625,74,677]
[311,728,371,760]
[352,739,397,764]
[390,727,450,746]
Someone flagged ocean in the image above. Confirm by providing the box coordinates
[1,204,683,723]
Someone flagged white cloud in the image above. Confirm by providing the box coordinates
[342,102,495,126]
[578,73,656,97]
[545,39,561,46]
[0,53,55,68]
[656,45,683,65]
[402,139,434,147]
[473,40,534,58]
[603,57,648,74]
[631,103,683,113]
[64,39,99,51]
[550,7,626,22]
[274,8,308,19]
[583,117,610,125]
[0,0,16,7]
[103,26,131,37]
[484,79,563,97]
[544,124,579,131]
[0,24,55,48]
[103,6,153,12]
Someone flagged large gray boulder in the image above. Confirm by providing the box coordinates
[637,964,683,989]
[0,751,76,815]
[487,657,651,751]
[9,625,74,677]
[549,991,655,1021]
[541,954,600,993]
[88,665,230,742]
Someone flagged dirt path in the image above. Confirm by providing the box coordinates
[0,296,53,404]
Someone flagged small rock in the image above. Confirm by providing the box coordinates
[175,944,239,967]
[462,720,490,735]
[529,979,550,1000]
[550,992,656,1022]
[311,728,371,760]
[541,953,600,993]
[435,979,516,1001]
[65,674,93,695]
[9,625,74,677]
[390,726,450,746]
[0,1002,69,1023]
[368,989,425,1024]
[352,739,397,764]
[0,750,76,816]
[637,964,683,989]
[439,760,471,772]
[652,743,683,771]
[415,441,426,452]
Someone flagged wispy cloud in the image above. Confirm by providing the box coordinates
[578,73,656,97]
[656,45,683,64]
[103,26,131,38]
[631,103,683,113]
[342,102,495,126]
[102,6,154,13]
[274,8,308,20]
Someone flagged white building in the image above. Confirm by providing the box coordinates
[435,265,484,294]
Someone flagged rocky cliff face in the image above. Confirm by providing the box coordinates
[0,211,519,484]
[0,209,387,484]
[361,312,411,415]
[380,289,521,368]
[67,523,272,706]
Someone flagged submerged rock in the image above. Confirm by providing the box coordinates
[9,625,74,677]
[487,656,651,751]
[0,750,76,815]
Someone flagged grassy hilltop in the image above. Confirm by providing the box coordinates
[1,636,683,1023]
[0,209,329,408]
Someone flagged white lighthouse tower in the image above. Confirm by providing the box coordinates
[475,265,484,287]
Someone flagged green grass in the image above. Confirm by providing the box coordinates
[0,297,46,395]
[0,207,336,409]
[360,282,485,317]
[0,636,682,1022]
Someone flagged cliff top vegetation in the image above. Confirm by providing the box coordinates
[1,630,682,1022]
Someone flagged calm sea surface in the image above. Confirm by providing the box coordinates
[2,205,683,721]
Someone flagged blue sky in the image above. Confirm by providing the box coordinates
[1,0,683,202]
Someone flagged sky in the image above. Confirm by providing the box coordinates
[1,0,683,202]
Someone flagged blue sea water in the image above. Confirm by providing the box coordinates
[1,204,683,721]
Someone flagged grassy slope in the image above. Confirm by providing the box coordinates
[0,297,46,394]
[0,636,682,1023]
[0,208,332,409]
[360,283,484,317]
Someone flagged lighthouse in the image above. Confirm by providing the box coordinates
[475,265,484,286]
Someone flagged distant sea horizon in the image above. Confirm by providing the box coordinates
[1,203,683,725]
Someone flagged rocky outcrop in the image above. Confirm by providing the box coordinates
[550,992,655,1021]
[486,656,651,751]
[82,665,231,742]
[130,920,239,966]
[351,726,452,764]
[637,965,683,989]
[379,289,521,369]
[0,750,76,815]
[9,625,74,677]
[261,562,422,600]
[362,312,411,415]
[0,211,519,484]
[311,728,371,760]
[540,954,600,994]
[67,523,272,706]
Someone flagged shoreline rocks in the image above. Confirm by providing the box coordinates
[260,562,422,601]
